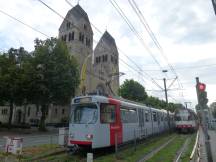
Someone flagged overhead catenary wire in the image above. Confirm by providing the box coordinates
[0,1,182,103]
[127,0,185,99]
[38,0,167,91]
[108,0,164,72]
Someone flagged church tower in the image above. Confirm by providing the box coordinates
[58,4,93,95]
[93,31,119,95]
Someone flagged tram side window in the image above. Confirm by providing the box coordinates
[100,104,116,123]
[145,111,150,122]
[120,107,137,123]
[153,112,157,122]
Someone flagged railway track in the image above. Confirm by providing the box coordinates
[33,132,176,162]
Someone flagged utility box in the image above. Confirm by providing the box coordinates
[58,127,69,146]
[4,136,23,155]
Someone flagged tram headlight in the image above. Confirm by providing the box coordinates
[86,134,93,140]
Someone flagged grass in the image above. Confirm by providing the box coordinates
[94,133,176,162]
[181,133,197,162]
[146,134,189,162]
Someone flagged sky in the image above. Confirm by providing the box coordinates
[0,0,216,109]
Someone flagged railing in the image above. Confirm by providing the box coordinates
[190,131,200,162]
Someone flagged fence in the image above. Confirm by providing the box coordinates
[190,131,200,162]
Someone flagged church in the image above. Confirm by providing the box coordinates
[59,4,119,96]
[0,4,120,125]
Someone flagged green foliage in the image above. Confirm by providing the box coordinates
[0,38,80,130]
[30,38,79,131]
[0,47,30,126]
[118,79,183,112]
[118,79,147,102]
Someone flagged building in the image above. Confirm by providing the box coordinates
[0,4,119,125]
[59,4,119,95]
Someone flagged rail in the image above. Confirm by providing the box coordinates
[190,131,200,162]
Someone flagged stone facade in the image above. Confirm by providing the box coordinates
[59,4,119,95]
[92,31,119,95]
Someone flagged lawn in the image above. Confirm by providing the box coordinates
[94,133,176,162]
[146,134,189,162]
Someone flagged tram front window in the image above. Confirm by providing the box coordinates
[71,104,98,124]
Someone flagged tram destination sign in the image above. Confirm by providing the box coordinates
[74,97,92,104]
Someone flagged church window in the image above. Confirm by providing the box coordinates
[81,34,84,43]
[66,22,71,29]
[111,55,114,62]
[69,32,74,41]
[84,24,87,30]
[79,32,82,41]
[105,55,108,62]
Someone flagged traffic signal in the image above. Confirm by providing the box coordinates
[197,83,208,106]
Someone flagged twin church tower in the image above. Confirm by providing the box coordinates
[59,4,119,96]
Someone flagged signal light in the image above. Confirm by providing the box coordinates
[198,83,206,91]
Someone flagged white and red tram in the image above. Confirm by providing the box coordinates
[68,95,174,149]
[174,108,198,133]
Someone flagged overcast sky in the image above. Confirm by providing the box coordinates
[0,0,216,109]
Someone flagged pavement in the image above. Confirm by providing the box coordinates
[208,130,216,162]
[0,127,59,151]
[199,127,216,162]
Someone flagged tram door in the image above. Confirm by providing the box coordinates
[138,109,145,136]
[108,99,122,145]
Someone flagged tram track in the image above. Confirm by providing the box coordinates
[34,132,176,162]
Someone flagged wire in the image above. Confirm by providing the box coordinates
[38,0,165,90]
[0,9,49,38]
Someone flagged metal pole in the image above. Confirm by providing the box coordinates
[196,77,213,162]
[163,78,170,131]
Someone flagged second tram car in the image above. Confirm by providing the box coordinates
[68,95,174,149]
[174,108,198,133]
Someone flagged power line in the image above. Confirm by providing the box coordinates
[127,0,184,96]
[108,0,164,71]
[38,0,166,90]
[0,9,49,38]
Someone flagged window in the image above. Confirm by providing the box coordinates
[84,24,87,30]
[27,107,31,117]
[62,109,65,115]
[71,104,98,124]
[153,112,157,122]
[86,38,91,47]
[1,109,8,115]
[104,55,108,62]
[111,55,113,62]
[68,32,74,41]
[81,34,84,43]
[66,22,71,29]
[120,107,137,123]
[100,104,116,123]
[145,111,149,122]
[55,108,58,115]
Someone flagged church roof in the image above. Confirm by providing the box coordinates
[69,4,89,22]
[101,31,116,46]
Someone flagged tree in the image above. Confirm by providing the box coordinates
[29,38,80,131]
[0,47,30,127]
[118,79,147,102]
